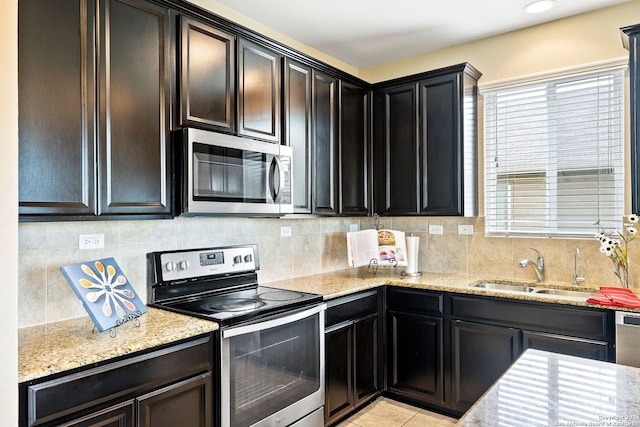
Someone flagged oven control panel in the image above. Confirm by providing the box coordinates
[155,244,259,282]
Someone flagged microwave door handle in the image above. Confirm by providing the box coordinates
[270,156,285,203]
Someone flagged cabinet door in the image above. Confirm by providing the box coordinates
[18,0,97,217]
[419,74,462,215]
[98,0,172,216]
[312,70,339,215]
[179,16,235,132]
[137,373,212,427]
[339,82,369,216]
[388,311,443,405]
[57,402,133,427]
[324,322,353,425]
[373,83,420,215]
[522,331,609,361]
[450,320,519,411]
[353,315,378,406]
[284,59,312,213]
[623,28,640,214]
[237,38,281,142]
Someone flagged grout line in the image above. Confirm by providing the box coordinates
[401,412,420,426]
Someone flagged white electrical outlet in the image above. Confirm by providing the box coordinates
[458,224,474,235]
[429,224,444,235]
[280,226,292,237]
[349,223,359,232]
[79,233,104,250]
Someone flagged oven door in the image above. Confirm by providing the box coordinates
[220,304,325,427]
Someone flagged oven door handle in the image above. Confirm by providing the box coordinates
[222,303,326,338]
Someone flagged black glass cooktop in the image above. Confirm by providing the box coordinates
[162,286,323,326]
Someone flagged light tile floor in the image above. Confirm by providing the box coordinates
[336,397,457,427]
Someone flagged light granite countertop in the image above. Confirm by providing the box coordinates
[457,348,640,426]
[19,268,633,384]
[264,268,625,310]
[18,307,218,383]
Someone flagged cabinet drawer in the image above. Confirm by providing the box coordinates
[387,287,443,316]
[26,335,211,426]
[450,295,611,340]
[326,290,378,328]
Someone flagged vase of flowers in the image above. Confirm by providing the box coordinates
[596,214,639,288]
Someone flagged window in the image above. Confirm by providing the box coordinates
[483,62,626,237]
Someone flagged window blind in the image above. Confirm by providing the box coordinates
[483,67,625,238]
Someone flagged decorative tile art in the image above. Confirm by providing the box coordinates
[61,258,147,332]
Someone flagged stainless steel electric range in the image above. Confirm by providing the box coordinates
[147,244,325,427]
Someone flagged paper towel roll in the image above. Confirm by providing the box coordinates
[405,235,420,275]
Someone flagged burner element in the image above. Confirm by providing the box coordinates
[206,298,265,312]
[258,290,303,302]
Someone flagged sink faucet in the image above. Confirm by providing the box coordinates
[572,248,585,286]
[519,248,545,283]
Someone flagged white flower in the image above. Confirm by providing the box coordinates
[628,226,638,236]
[628,214,639,224]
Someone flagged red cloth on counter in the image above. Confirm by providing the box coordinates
[586,287,640,309]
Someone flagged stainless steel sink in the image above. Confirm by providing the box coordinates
[470,281,595,299]
[530,288,594,298]
[471,282,534,292]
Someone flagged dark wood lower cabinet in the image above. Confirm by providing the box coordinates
[388,311,443,405]
[353,316,378,404]
[522,330,609,361]
[324,291,380,426]
[19,336,213,427]
[450,320,519,411]
[382,288,614,417]
[56,402,133,427]
[325,314,378,426]
[325,322,353,422]
[137,373,212,427]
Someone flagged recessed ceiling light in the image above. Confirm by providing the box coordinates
[524,0,556,14]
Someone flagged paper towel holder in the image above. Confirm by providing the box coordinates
[404,234,422,277]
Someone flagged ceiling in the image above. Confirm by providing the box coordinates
[209,0,631,68]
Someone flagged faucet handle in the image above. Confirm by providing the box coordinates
[530,248,544,265]
[530,247,543,258]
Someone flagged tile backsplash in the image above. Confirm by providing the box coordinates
[18,216,633,328]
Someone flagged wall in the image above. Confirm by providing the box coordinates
[19,217,354,326]
[360,2,637,84]
[19,214,631,328]
[1,0,18,424]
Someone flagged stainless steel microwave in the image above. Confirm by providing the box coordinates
[177,128,293,216]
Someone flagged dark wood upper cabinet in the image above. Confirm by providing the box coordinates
[373,64,480,217]
[18,0,172,220]
[622,24,640,214]
[339,82,369,216]
[237,38,282,143]
[98,0,172,216]
[179,16,235,133]
[373,82,420,215]
[18,0,97,216]
[420,75,460,214]
[284,59,312,213]
[312,70,339,215]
